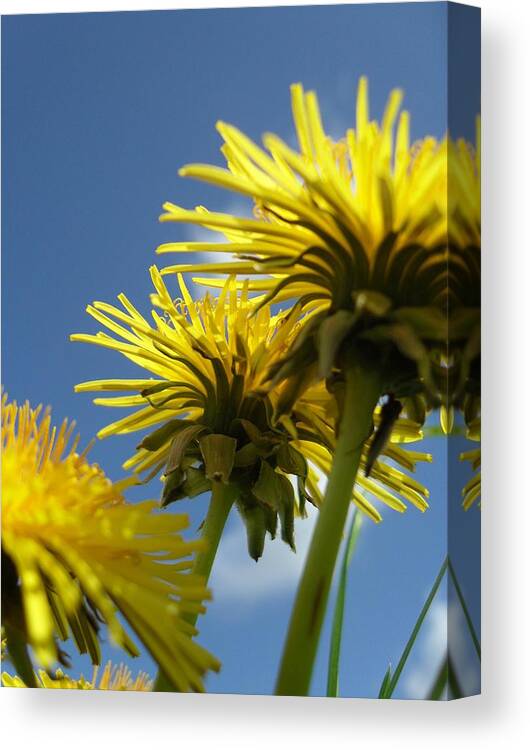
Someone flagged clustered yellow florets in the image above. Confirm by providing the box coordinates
[72,268,433,536]
[2,660,153,691]
[72,268,306,474]
[1,395,219,691]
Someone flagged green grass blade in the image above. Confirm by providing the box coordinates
[448,558,481,661]
[381,556,448,699]
[427,657,448,700]
[447,655,463,698]
[378,664,392,698]
[326,509,362,697]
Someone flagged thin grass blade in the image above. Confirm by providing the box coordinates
[448,557,481,661]
[381,555,448,698]
[427,656,448,700]
[447,655,463,699]
[326,509,363,697]
[378,664,393,698]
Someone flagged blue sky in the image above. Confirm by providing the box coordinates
[1,2,480,698]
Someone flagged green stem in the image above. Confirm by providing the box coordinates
[326,508,363,697]
[275,361,381,696]
[381,556,448,699]
[186,482,236,598]
[448,557,481,661]
[154,481,236,692]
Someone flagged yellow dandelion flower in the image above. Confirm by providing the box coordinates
[71,268,317,559]
[72,270,431,559]
[160,77,448,281]
[1,395,219,692]
[2,660,153,691]
[72,267,304,471]
[157,77,480,418]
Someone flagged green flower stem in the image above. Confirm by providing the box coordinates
[154,481,236,692]
[275,361,381,696]
[186,481,237,598]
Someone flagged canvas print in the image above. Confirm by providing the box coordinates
[1,2,480,699]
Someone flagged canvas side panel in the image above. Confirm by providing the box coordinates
[447,1,481,700]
